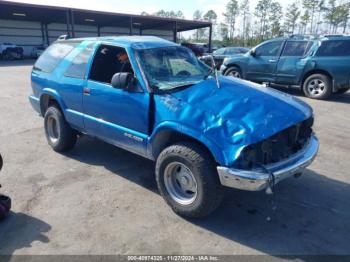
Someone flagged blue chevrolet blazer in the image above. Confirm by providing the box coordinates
[29,36,319,217]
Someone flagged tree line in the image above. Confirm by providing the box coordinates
[141,0,350,47]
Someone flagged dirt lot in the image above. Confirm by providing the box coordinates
[0,60,349,258]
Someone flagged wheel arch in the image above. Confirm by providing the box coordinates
[39,89,66,116]
[149,124,225,165]
[301,69,334,90]
[224,63,242,76]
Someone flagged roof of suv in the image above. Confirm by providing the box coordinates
[267,35,350,42]
[60,36,178,49]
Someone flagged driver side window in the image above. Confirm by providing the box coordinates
[255,41,283,56]
[89,45,134,84]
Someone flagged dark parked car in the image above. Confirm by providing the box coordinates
[221,35,350,99]
[201,47,249,68]
[180,42,205,57]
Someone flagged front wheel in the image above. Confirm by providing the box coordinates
[156,142,223,218]
[44,106,77,152]
[224,66,242,78]
[302,74,332,100]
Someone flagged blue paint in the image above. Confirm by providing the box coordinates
[152,77,312,166]
[29,36,314,167]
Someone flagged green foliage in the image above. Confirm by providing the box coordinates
[285,3,301,34]
[240,0,250,46]
[203,10,218,23]
[140,0,349,46]
[224,0,239,40]
[148,10,185,19]
[325,0,349,33]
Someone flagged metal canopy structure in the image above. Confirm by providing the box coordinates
[0,1,213,51]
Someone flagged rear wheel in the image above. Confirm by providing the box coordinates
[44,106,77,152]
[224,66,242,78]
[303,74,332,100]
[156,142,223,218]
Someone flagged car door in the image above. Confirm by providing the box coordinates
[83,44,149,156]
[246,40,284,83]
[275,40,312,85]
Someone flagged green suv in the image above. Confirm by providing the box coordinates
[220,36,350,100]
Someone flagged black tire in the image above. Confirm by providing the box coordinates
[156,142,223,218]
[44,106,77,152]
[224,66,242,78]
[0,195,11,219]
[336,88,349,95]
[302,74,332,100]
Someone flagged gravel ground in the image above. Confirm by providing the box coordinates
[0,60,349,258]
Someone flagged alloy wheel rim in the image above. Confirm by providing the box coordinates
[307,79,326,96]
[164,162,198,205]
[228,71,241,78]
[47,116,60,143]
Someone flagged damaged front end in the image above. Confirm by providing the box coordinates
[154,76,319,192]
[217,116,319,192]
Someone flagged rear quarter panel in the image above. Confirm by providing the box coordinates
[301,56,350,91]
[31,41,93,129]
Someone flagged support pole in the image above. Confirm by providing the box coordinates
[44,23,49,46]
[129,16,133,36]
[208,24,213,53]
[139,27,142,35]
[173,21,177,43]
[40,22,45,46]
[65,10,71,38]
[70,9,75,38]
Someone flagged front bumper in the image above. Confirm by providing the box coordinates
[217,135,319,191]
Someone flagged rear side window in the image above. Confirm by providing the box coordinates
[282,41,310,56]
[33,42,78,73]
[316,40,350,56]
[64,44,94,79]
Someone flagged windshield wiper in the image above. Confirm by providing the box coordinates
[202,55,220,88]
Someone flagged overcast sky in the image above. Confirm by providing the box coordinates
[6,0,290,22]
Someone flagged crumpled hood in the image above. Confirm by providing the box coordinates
[154,76,313,166]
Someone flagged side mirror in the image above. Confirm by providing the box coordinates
[111,72,134,90]
[250,49,256,57]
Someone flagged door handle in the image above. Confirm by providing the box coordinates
[268,59,277,63]
[83,87,91,96]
